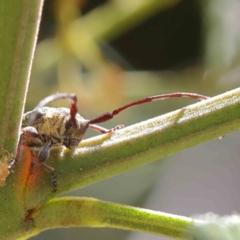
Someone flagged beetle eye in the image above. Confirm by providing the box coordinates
[65,120,72,130]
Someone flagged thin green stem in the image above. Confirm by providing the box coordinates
[30,197,192,239]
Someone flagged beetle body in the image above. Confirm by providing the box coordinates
[22,107,89,150]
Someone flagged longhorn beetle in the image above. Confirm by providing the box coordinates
[8,92,209,191]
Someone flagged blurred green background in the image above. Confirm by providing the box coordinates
[29,0,240,239]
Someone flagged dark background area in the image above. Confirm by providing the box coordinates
[40,0,202,70]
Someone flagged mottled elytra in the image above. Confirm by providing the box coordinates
[8,92,209,191]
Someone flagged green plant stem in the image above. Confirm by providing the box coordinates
[0,1,44,240]
[28,197,192,239]
[23,87,240,208]
[0,0,43,152]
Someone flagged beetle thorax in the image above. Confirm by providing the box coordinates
[24,107,89,149]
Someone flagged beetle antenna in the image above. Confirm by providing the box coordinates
[89,92,209,124]
[34,93,78,127]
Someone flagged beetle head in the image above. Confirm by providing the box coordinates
[63,117,90,149]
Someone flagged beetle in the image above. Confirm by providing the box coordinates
[8,92,209,191]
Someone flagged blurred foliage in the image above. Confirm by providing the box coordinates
[187,213,240,240]
[29,0,179,113]
[29,0,240,116]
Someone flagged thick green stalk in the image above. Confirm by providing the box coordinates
[0,1,44,240]
[0,0,43,152]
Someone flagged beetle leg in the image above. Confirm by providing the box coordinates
[38,142,59,191]
[8,126,47,171]
[38,142,52,163]
[89,124,125,134]
[41,162,57,192]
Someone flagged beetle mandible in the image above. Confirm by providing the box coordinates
[8,92,209,191]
